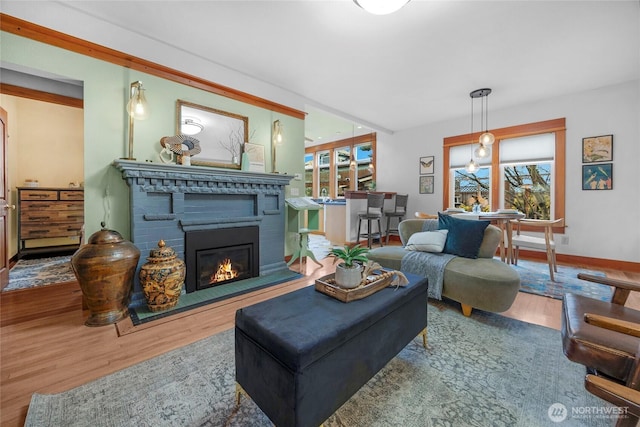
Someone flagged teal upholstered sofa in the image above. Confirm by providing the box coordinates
[367,219,520,316]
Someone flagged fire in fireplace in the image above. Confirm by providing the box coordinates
[212,258,238,283]
[198,245,251,288]
[185,226,260,293]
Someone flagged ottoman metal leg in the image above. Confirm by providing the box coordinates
[420,327,428,348]
[235,382,245,406]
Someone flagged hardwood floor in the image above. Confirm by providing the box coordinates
[1,255,638,427]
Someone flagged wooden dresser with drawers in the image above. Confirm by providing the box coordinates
[17,187,84,258]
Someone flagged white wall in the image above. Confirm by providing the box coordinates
[377,80,640,263]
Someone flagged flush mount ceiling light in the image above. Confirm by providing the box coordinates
[353,0,410,15]
[181,117,204,136]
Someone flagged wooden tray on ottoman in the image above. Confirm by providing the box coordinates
[315,270,397,302]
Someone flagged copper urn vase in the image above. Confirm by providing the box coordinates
[139,240,185,312]
[71,228,141,327]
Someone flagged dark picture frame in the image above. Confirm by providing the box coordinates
[582,134,613,163]
[419,156,434,175]
[419,175,434,194]
[582,163,613,190]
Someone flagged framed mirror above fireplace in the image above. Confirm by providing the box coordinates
[176,99,248,169]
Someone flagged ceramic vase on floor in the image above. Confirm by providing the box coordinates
[71,227,141,327]
[139,240,185,312]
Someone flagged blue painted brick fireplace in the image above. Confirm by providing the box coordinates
[113,160,293,308]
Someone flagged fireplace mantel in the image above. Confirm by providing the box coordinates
[113,160,294,307]
[113,160,294,189]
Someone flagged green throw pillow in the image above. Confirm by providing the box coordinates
[438,212,490,259]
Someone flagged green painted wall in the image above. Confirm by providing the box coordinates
[1,32,305,255]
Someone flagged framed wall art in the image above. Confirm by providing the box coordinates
[243,143,266,173]
[419,175,434,194]
[176,100,248,169]
[582,135,613,163]
[419,156,434,175]
[582,163,612,190]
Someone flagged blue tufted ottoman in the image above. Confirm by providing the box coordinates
[234,272,428,427]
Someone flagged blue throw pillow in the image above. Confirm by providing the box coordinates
[438,212,490,259]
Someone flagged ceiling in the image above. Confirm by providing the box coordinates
[3,1,639,145]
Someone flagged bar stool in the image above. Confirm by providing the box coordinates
[357,193,385,249]
[384,194,408,244]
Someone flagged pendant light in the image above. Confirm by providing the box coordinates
[353,0,410,15]
[465,90,479,173]
[476,88,495,146]
[465,158,479,173]
[467,88,493,166]
[474,143,490,159]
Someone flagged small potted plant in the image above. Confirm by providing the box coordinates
[329,244,369,289]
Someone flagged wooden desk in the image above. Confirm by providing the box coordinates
[451,212,526,263]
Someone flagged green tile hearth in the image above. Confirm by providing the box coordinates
[130,269,302,325]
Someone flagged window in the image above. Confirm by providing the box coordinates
[449,144,491,211]
[354,143,374,191]
[500,133,555,219]
[335,146,351,197]
[304,133,376,199]
[304,153,314,196]
[443,118,565,222]
[318,150,330,198]
[453,167,491,211]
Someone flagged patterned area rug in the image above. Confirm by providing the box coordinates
[513,259,612,301]
[5,256,76,291]
[25,301,615,427]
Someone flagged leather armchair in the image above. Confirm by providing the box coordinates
[561,274,640,426]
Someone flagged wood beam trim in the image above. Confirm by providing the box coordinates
[305,133,376,153]
[0,13,305,120]
[443,118,566,147]
[0,83,83,108]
